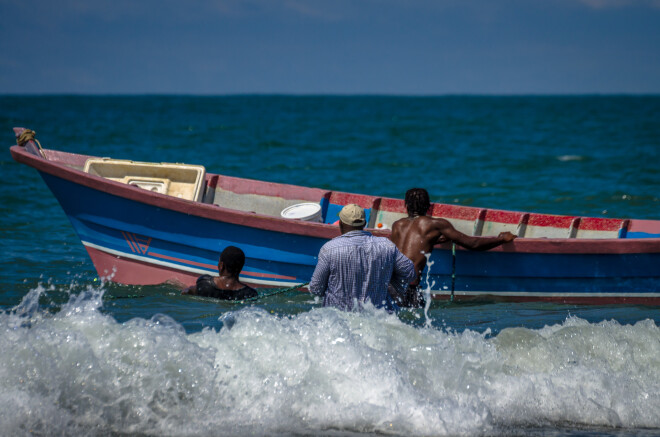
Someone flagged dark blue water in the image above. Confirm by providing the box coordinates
[1,96,660,436]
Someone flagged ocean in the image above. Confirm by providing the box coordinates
[1,95,659,436]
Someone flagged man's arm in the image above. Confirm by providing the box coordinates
[181,285,197,295]
[435,219,516,251]
[309,248,330,297]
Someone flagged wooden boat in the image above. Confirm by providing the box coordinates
[10,127,660,304]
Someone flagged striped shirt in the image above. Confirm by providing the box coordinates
[309,230,416,311]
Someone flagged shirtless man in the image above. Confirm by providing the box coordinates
[390,188,516,307]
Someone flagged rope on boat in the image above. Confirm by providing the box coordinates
[450,243,456,302]
[104,294,145,300]
[103,282,310,303]
[16,129,47,159]
[230,282,310,303]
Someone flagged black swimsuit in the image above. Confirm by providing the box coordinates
[195,274,258,300]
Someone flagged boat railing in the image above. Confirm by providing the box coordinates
[374,196,628,239]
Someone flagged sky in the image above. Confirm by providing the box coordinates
[1,0,659,95]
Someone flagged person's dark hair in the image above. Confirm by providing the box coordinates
[220,246,246,277]
[405,188,431,217]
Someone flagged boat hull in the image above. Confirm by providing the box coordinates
[39,171,324,288]
[11,140,660,304]
[38,170,660,304]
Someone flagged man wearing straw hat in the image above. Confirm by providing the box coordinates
[309,204,416,311]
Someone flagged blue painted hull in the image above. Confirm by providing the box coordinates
[41,172,325,287]
[39,171,660,303]
[450,250,660,300]
[10,137,660,304]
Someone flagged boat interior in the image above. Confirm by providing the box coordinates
[78,155,633,240]
[202,172,632,239]
[28,147,660,239]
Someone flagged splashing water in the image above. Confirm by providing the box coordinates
[2,282,660,436]
[422,252,435,328]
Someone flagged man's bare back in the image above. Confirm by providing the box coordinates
[388,188,516,307]
[391,216,446,285]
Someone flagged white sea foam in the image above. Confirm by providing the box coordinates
[556,155,585,162]
[1,286,659,436]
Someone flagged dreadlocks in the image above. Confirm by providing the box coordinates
[405,188,431,217]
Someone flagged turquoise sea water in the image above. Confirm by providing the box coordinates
[1,96,660,436]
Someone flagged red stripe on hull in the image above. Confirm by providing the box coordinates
[241,270,296,280]
[121,231,138,253]
[86,246,283,289]
[86,246,199,286]
[148,250,217,270]
[147,251,296,280]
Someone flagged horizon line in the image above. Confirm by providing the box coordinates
[2,92,660,98]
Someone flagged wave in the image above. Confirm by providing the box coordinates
[1,284,659,436]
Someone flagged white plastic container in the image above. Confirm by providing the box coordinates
[84,158,206,202]
[280,203,323,222]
